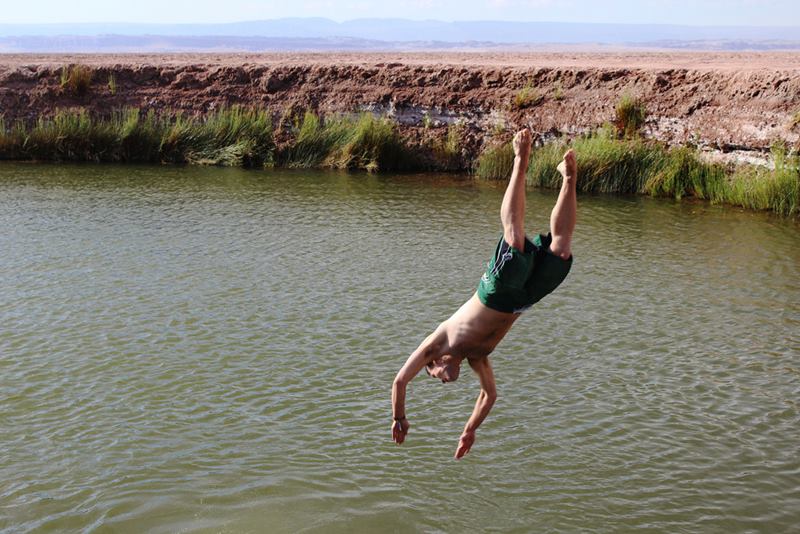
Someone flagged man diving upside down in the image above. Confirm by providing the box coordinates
[391,129,578,459]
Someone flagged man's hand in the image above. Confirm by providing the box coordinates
[512,129,532,160]
[455,430,475,459]
[391,418,410,445]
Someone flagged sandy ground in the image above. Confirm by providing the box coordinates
[2,51,799,71]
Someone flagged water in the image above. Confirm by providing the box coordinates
[1,163,798,533]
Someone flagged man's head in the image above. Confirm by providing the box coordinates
[425,354,464,383]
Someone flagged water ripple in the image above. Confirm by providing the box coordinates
[1,165,798,533]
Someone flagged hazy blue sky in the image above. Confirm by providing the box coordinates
[2,0,798,26]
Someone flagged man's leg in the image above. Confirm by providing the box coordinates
[550,150,577,260]
[501,130,532,250]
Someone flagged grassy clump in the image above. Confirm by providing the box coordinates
[615,93,647,138]
[108,74,117,95]
[0,106,274,166]
[553,83,565,102]
[60,65,94,97]
[328,113,405,172]
[0,118,28,160]
[513,84,544,109]
[645,146,727,201]
[2,109,121,162]
[161,106,274,166]
[527,130,663,193]
[727,145,799,216]
[286,111,352,168]
[430,121,465,171]
[283,112,406,172]
[116,108,167,163]
[475,142,515,180]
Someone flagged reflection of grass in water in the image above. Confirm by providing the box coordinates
[477,128,799,217]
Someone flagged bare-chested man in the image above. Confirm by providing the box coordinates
[391,129,578,459]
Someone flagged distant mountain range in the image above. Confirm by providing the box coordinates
[0,18,798,52]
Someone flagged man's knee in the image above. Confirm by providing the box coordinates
[549,235,572,260]
[503,226,526,251]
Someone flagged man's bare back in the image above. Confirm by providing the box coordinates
[391,129,578,459]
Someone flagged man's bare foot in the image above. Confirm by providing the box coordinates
[513,129,532,160]
[556,149,577,181]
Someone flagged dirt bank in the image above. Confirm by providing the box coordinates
[1,52,799,160]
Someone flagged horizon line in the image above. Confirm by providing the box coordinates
[1,18,799,30]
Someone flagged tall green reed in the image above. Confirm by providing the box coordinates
[726,145,799,216]
[282,112,406,172]
[0,106,274,166]
[475,142,514,180]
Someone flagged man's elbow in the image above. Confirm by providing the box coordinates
[483,389,498,404]
[393,375,408,390]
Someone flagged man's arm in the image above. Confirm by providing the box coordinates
[391,327,446,445]
[455,356,498,459]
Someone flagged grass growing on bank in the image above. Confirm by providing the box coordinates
[727,145,800,216]
[475,142,515,181]
[60,65,93,97]
[430,121,466,171]
[282,111,407,172]
[476,128,799,217]
[0,107,404,172]
[513,84,544,109]
[615,93,648,138]
[161,106,274,166]
[0,105,797,216]
[0,106,274,167]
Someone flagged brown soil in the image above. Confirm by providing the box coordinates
[1,51,799,157]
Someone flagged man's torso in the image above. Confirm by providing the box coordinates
[444,294,518,359]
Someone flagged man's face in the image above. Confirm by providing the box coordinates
[426,355,462,383]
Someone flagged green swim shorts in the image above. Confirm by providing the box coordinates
[476,233,572,314]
